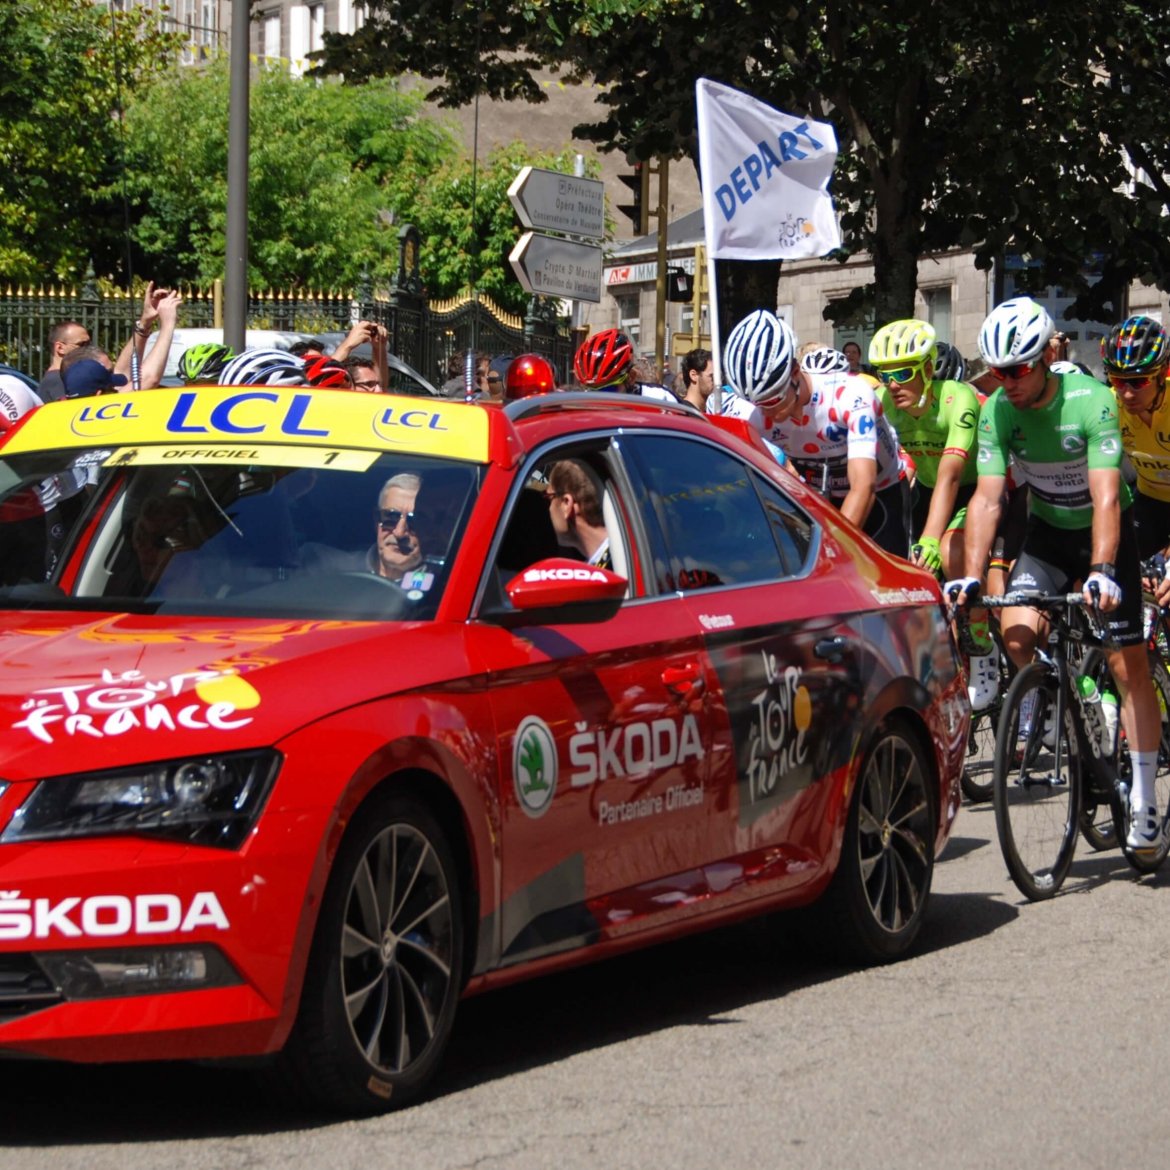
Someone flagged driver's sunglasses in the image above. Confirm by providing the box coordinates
[876,365,920,385]
[376,508,415,530]
[1108,370,1163,392]
[989,360,1040,381]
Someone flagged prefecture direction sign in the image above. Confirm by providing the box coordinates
[508,167,606,240]
[509,232,604,303]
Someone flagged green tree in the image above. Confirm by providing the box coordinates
[0,0,182,284]
[120,61,457,290]
[315,1,1170,328]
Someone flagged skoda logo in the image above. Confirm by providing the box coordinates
[1061,434,1086,454]
[513,715,558,818]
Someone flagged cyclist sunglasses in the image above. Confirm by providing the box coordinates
[1107,371,1162,391]
[376,508,416,529]
[989,360,1041,381]
[876,365,920,385]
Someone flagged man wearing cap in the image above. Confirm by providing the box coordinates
[60,355,130,398]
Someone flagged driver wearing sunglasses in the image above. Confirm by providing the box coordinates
[1103,316,1170,606]
[372,471,431,589]
[948,297,1165,853]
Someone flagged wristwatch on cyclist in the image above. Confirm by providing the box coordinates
[1089,562,1117,581]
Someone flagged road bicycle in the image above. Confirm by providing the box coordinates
[981,590,1170,901]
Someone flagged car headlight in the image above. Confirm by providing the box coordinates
[1,750,281,850]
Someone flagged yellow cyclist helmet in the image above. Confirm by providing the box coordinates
[869,319,937,369]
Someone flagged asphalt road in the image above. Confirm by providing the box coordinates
[3,795,1170,1170]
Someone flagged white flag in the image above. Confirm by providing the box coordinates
[696,79,841,261]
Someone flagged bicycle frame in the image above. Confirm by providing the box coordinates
[984,591,1118,798]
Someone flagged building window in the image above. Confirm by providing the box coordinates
[617,294,640,345]
[922,286,953,343]
[263,10,281,61]
[199,0,217,45]
[309,3,325,51]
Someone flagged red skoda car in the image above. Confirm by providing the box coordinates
[0,386,968,1112]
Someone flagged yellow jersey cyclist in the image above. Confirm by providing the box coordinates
[1102,315,1170,607]
[947,296,1165,851]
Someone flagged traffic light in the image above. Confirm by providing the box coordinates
[666,268,694,302]
[617,163,650,237]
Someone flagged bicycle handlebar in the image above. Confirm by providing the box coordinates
[977,592,1087,609]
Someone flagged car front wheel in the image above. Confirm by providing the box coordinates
[825,721,936,963]
[279,790,464,1114]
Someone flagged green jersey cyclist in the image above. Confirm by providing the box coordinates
[947,296,1165,852]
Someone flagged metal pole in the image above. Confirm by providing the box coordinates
[571,154,585,336]
[653,155,669,373]
[224,0,251,352]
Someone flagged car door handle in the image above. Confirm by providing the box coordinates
[814,636,847,663]
[662,664,704,696]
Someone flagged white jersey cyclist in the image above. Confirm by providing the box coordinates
[767,368,902,498]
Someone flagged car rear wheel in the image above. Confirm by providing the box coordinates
[824,721,936,963]
[278,790,463,1115]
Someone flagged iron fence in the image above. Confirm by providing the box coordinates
[0,227,573,386]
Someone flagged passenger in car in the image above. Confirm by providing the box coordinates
[545,459,611,569]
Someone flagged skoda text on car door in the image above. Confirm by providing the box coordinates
[472,439,715,963]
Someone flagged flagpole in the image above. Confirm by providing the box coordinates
[706,240,722,410]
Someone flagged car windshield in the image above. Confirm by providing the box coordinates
[0,448,481,621]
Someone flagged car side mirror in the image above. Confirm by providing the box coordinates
[483,557,627,627]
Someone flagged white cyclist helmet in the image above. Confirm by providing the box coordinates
[978,297,1055,367]
[1049,360,1081,376]
[723,309,797,410]
[219,348,307,387]
[800,346,850,375]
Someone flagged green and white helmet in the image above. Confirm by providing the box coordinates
[978,297,1054,366]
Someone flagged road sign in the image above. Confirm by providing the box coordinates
[509,232,604,303]
[508,167,606,240]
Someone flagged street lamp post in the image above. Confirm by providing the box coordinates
[223,0,251,352]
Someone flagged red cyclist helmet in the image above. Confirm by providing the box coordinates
[303,355,352,388]
[505,353,557,400]
[574,329,633,389]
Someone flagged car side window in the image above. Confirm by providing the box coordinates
[487,442,633,605]
[751,470,814,577]
[624,434,801,591]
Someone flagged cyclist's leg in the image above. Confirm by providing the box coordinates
[940,489,974,581]
[988,482,1028,597]
[1000,518,1074,671]
[1100,518,1165,847]
[863,479,912,557]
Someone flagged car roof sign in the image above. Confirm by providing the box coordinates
[2,387,495,464]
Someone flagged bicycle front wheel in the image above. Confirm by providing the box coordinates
[993,661,1081,900]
